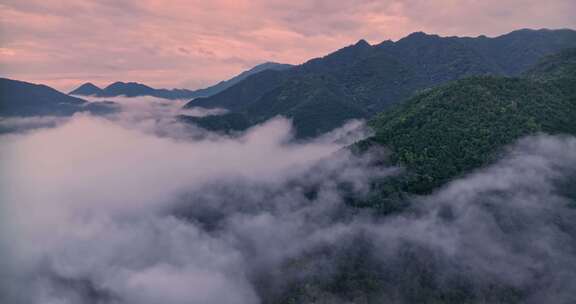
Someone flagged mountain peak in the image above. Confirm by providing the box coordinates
[256,61,282,67]
[355,39,371,47]
[395,31,441,45]
[403,31,436,40]
[81,82,100,89]
[104,81,154,90]
[407,31,428,37]
[93,81,156,97]
[69,82,103,95]
[247,62,292,73]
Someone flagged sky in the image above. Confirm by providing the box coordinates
[1,0,575,92]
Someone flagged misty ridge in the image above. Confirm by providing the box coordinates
[1,93,576,304]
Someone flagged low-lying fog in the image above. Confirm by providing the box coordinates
[1,96,576,304]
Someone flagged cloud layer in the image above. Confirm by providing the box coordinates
[0,111,378,303]
[1,104,576,303]
[1,0,575,91]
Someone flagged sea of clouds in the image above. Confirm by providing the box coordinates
[1,96,576,303]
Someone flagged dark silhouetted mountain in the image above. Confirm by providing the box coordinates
[0,78,88,116]
[71,81,197,99]
[360,48,576,196]
[69,62,293,100]
[185,28,576,138]
[99,82,156,97]
[69,82,103,96]
[0,78,121,119]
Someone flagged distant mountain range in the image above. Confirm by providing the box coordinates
[0,62,292,118]
[0,78,118,117]
[184,28,576,138]
[69,62,293,99]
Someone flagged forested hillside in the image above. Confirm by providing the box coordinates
[363,48,576,195]
[270,47,576,304]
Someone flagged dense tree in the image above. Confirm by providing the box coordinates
[363,48,576,195]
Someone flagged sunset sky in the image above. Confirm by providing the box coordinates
[1,0,575,92]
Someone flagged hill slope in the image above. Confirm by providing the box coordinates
[363,48,576,195]
[185,29,576,138]
[191,62,293,97]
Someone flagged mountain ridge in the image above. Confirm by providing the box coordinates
[184,28,576,138]
[0,78,118,118]
[69,62,293,100]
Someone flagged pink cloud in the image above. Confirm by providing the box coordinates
[0,0,574,92]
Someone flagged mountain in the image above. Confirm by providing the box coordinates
[69,82,103,96]
[0,78,88,116]
[184,28,576,138]
[70,81,193,99]
[0,78,120,119]
[359,48,576,197]
[69,62,293,100]
[98,82,156,97]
